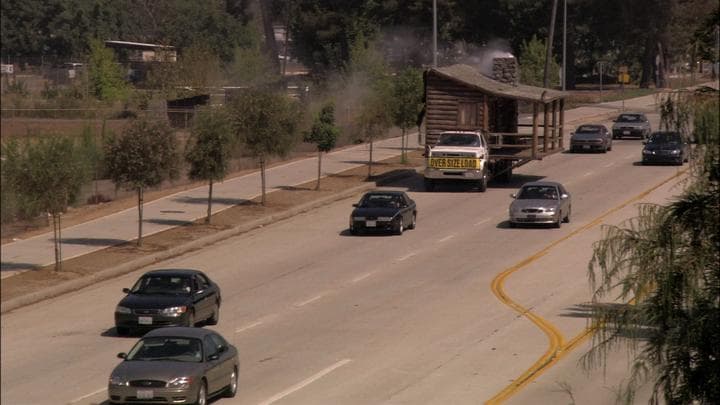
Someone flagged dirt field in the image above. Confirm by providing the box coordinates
[0,151,424,303]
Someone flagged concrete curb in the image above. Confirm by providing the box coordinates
[1,169,417,314]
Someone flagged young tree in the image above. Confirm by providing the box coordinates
[357,84,393,179]
[87,38,129,102]
[586,95,719,404]
[519,35,559,87]
[105,119,179,246]
[391,68,424,163]
[304,102,340,190]
[185,107,234,224]
[229,89,302,205]
[2,136,89,271]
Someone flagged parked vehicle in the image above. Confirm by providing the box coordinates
[569,124,612,153]
[611,113,651,139]
[349,190,416,235]
[115,269,221,336]
[641,132,690,165]
[508,181,572,228]
[108,327,239,405]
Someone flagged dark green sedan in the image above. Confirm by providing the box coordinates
[108,327,239,405]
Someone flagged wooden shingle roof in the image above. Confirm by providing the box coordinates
[429,64,566,103]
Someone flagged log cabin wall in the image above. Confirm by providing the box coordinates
[425,73,487,146]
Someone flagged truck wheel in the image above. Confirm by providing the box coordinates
[424,178,435,192]
[477,172,488,192]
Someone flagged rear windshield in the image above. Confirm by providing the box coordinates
[359,194,402,208]
[437,133,482,147]
[576,126,601,133]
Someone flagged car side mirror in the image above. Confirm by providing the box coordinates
[642,140,648,145]
[122,288,130,294]
[218,345,228,353]
[560,193,569,200]
[510,193,517,199]
[208,353,220,361]
[352,203,358,207]
[117,352,127,359]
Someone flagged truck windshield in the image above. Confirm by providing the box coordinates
[437,133,481,147]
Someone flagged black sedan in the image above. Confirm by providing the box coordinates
[569,124,612,153]
[349,190,416,235]
[642,131,690,165]
[115,269,221,336]
[108,327,239,405]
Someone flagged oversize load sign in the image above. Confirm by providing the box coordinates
[429,157,481,169]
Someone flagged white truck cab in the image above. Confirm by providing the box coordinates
[424,131,490,192]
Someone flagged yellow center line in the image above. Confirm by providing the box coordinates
[485,169,687,404]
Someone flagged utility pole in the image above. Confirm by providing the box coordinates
[597,61,605,102]
[543,0,559,87]
[562,0,566,91]
[432,0,438,67]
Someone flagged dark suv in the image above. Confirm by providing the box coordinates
[641,132,690,165]
[612,113,651,139]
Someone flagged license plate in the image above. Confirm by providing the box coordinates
[623,130,630,135]
[583,145,590,149]
[429,157,480,169]
[136,389,153,399]
[366,220,376,227]
[138,316,153,325]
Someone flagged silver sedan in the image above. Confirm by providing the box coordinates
[508,181,572,228]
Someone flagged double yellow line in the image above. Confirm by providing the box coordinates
[486,169,686,404]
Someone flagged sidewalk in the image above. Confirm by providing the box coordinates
[0,90,672,279]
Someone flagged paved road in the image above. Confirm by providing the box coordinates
[1,103,688,404]
[0,93,658,278]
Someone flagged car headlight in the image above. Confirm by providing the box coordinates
[161,306,188,317]
[378,217,393,221]
[544,207,556,213]
[643,150,653,155]
[670,149,680,155]
[115,305,132,314]
[167,376,193,389]
[109,376,128,386]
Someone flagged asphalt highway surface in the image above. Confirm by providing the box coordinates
[1,112,688,405]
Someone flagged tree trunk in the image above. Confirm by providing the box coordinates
[640,37,655,88]
[543,0,559,88]
[52,213,60,272]
[401,127,407,163]
[368,139,374,179]
[137,187,144,246]
[206,180,213,224]
[657,41,666,88]
[259,0,281,74]
[260,157,267,205]
[316,149,322,190]
[566,28,577,90]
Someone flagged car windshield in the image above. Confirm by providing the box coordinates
[359,194,401,208]
[126,337,202,362]
[437,133,481,146]
[518,186,559,200]
[648,133,681,144]
[616,114,643,123]
[576,126,601,133]
[131,275,191,295]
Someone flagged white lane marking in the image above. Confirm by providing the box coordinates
[352,272,374,283]
[235,320,264,333]
[259,359,352,405]
[295,294,324,307]
[438,234,455,243]
[397,252,417,261]
[604,162,615,168]
[68,387,106,404]
[583,171,593,177]
[475,218,490,226]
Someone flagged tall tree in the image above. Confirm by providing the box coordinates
[2,136,89,271]
[304,102,340,190]
[229,89,302,205]
[391,67,424,163]
[586,93,719,404]
[105,119,179,246]
[184,107,235,224]
[87,38,129,101]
